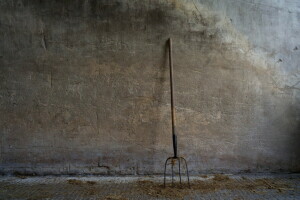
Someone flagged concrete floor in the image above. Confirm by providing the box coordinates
[0,174,299,200]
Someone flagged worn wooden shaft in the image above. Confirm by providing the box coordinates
[168,38,177,158]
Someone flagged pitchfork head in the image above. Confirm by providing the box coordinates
[163,156,190,188]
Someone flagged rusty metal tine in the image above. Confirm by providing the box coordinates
[178,158,182,184]
[171,158,174,186]
[181,157,190,188]
[164,157,172,187]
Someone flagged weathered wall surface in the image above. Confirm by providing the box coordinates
[197,0,300,91]
[0,0,299,175]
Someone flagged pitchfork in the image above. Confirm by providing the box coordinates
[163,38,190,188]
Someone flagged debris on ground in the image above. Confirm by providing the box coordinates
[13,172,29,179]
[135,180,191,199]
[26,193,53,200]
[87,181,97,185]
[103,195,128,200]
[254,178,293,193]
[213,174,230,181]
[15,175,28,179]
[67,179,97,185]
[67,179,84,185]
[136,176,292,199]
[66,179,101,196]
[0,175,296,200]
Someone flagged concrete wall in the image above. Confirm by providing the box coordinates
[0,0,299,175]
[197,0,300,89]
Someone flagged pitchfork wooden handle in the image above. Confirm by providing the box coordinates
[169,38,177,158]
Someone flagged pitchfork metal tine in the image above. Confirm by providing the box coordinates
[181,157,191,188]
[178,158,182,184]
[164,157,171,187]
[171,159,174,186]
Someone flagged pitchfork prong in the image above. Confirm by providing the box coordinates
[164,157,172,187]
[171,158,174,186]
[180,157,191,188]
[178,157,182,184]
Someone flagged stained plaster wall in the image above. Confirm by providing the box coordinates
[0,0,299,175]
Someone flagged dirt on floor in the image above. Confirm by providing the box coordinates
[67,179,97,185]
[0,175,296,200]
[135,174,293,199]
[103,195,128,200]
